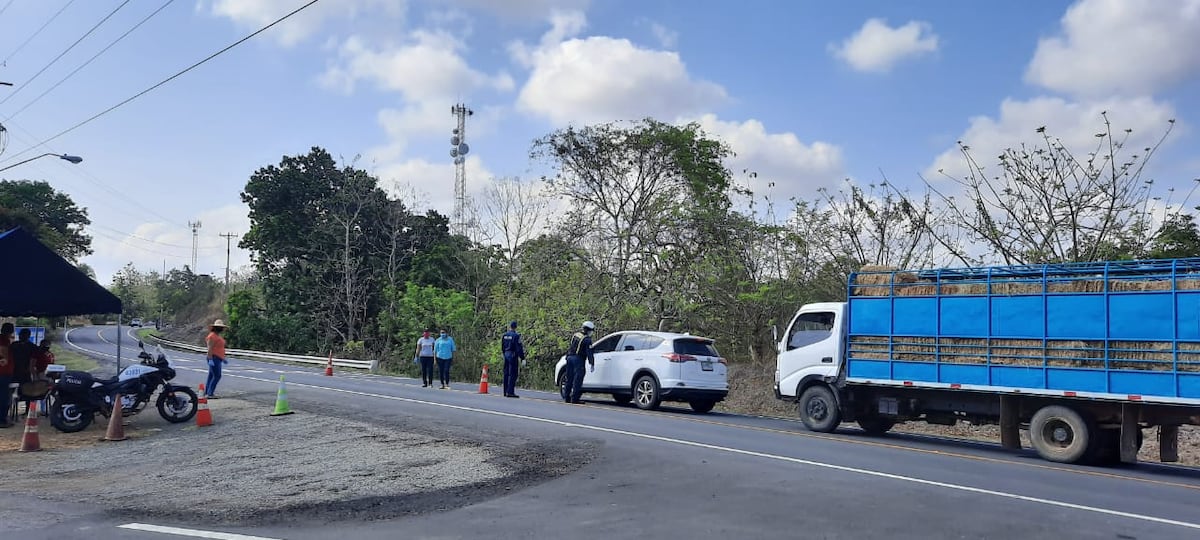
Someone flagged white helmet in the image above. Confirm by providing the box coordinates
[582,321,595,330]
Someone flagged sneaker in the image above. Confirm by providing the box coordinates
[208,395,220,400]
[422,383,428,387]
[506,394,520,399]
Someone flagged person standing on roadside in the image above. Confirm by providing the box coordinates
[0,323,14,427]
[434,329,456,389]
[415,330,436,388]
[205,320,228,399]
[563,321,595,404]
[501,321,526,398]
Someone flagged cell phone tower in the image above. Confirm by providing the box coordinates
[450,103,473,236]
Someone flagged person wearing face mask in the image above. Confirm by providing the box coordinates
[434,329,456,389]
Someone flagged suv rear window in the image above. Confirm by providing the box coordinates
[673,339,718,357]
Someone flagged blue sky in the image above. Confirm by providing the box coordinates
[0,0,1198,285]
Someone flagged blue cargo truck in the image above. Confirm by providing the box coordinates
[774,259,1200,465]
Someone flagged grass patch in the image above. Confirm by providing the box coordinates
[52,347,100,372]
[136,328,162,342]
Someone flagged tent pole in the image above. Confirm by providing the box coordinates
[116,314,122,375]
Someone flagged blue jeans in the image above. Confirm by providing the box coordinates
[205,356,224,396]
[437,358,452,386]
[503,353,519,395]
[564,356,586,402]
[419,357,435,386]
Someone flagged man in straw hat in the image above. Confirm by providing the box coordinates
[205,319,228,399]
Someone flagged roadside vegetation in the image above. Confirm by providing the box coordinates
[93,116,1196,397]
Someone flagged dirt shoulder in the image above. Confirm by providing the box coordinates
[721,363,1200,467]
[0,397,596,529]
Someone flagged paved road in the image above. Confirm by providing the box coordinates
[22,325,1200,539]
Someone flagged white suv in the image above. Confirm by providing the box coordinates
[554,331,728,413]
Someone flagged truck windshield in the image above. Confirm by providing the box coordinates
[788,312,835,350]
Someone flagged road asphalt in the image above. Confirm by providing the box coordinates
[5,325,1199,540]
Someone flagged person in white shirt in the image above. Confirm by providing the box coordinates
[414,330,436,387]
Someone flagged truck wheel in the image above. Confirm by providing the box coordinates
[857,416,896,435]
[1029,405,1092,464]
[798,385,841,433]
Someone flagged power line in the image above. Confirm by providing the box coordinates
[1,0,77,67]
[0,116,183,225]
[0,0,129,105]
[8,0,177,121]
[0,0,16,18]
[90,223,220,251]
[0,0,322,166]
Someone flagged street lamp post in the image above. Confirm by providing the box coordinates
[0,152,83,173]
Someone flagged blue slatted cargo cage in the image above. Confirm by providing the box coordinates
[845,259,1200,404]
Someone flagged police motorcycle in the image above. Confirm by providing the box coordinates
[49,341,198,432]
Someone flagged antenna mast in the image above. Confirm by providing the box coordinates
[450,103,473,236]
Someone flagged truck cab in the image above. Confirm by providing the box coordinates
[775,302,845,401]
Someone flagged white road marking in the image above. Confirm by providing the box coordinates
[77,333,1200,531]
[118,523,280,540]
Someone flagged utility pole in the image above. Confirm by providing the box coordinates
[219,232,239,291]
[187,220,202,272]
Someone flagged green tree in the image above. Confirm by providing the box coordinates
[0,180,92,261]
[1148,213,1200,259]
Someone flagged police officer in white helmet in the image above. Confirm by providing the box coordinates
[562,321,596,404]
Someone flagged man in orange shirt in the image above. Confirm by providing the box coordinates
[205,319,228,399]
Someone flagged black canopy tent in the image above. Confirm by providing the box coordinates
[0,227,124,371]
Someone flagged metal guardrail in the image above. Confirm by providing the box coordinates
[149,336,374,370]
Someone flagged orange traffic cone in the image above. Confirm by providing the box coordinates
[104,394,127,442]
[477,364,490,394]
[325,352,334,377]
[196,384,213,427]
[19,401,41,452]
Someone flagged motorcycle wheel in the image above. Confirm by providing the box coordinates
[157,387,198,423]
[51,399,93,433]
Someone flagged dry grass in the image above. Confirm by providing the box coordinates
[723,362,1200,466]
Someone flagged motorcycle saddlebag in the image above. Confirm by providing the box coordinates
[57,371,95,394]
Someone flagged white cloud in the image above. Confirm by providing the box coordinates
[692,114,845,202]
[376,155,496,218]
[320,30,514,99]
[445,0,590,20]
[204,0,404,46]
[88,203,252,285]
[830,18,939,73]
[1026,0,1200,97]
[650,23,678,49]
[514,13,726,125]
[927,96,1176,180]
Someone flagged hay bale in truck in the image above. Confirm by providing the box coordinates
[778,259,1200,466]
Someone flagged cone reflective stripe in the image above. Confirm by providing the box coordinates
[19,401,41,452]
[195,384,213,427]
[477,364,489,394]
[325,351,334,376]
[104,394,127,441]
[271,375,294,416]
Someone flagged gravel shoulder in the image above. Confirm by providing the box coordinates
[0,396,597,529]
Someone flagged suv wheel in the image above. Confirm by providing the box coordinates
[633,375,661,410]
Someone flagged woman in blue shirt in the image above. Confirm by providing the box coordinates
[434,330,457,389]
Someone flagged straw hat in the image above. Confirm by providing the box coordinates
[210,319,227,329]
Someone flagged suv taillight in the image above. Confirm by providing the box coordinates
[663,353,696,363]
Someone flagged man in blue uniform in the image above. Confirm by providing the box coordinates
[563,321,595,404]
[501,321,526,398]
